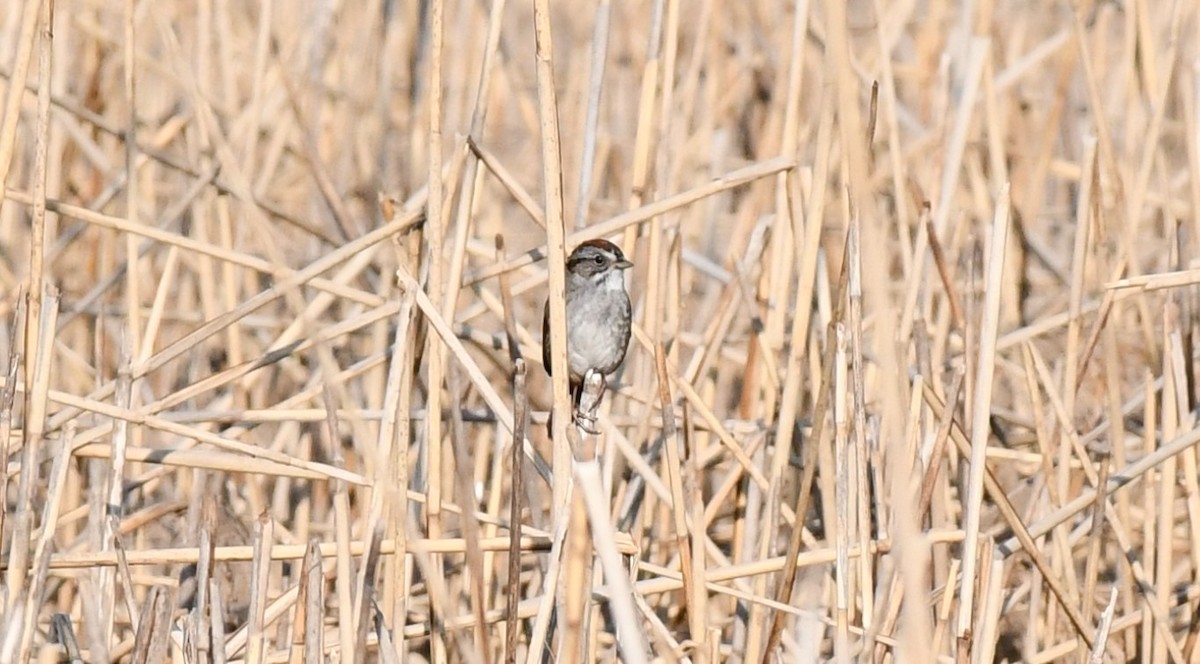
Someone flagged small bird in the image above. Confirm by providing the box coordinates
[542,239,633,416]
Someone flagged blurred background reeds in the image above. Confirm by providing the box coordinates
[1,0,1199,661]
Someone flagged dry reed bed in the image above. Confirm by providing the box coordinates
[0,0,1198,661]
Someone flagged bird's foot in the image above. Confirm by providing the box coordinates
[573,370,607,434]
[572,409,600,435]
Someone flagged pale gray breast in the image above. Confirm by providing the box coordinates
[565,288,631,378]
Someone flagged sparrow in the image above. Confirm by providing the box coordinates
[542,239,633,416]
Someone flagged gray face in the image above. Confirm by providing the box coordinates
[567,245,620,279]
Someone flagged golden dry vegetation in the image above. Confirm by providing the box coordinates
[1,0,1198,662]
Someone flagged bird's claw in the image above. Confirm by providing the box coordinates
[573,409,600,435]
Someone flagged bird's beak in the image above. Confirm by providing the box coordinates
[615,259,633,270]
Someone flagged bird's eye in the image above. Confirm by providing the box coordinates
[593,255,604,265]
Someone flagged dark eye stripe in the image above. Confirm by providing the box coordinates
[568,252,608,269]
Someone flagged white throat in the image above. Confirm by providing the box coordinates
[597,269,626,292]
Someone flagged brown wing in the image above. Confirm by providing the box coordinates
[541,299,552,376]
[544,297,584,406]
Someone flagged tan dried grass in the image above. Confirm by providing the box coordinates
[1,0,1198,661]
